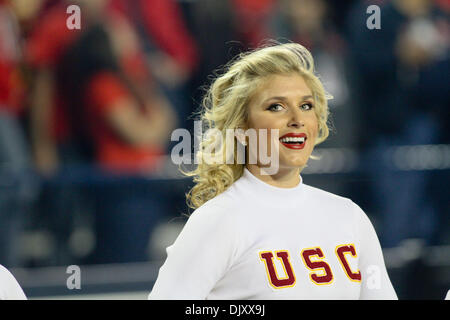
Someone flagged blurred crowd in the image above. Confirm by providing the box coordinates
[0,0,448,270]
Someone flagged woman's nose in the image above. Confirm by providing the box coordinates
[287,110,305,128]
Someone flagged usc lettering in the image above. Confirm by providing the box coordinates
[301,247,334,285]
[335,244,362,282]
[259,244,361,288]
[259,251,296,288]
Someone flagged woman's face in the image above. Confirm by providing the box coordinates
[245,73,319,173]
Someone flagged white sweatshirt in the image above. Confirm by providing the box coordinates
[149,169,397,300]
[0,265,26,300]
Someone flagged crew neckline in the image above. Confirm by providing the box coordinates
[242,167,304,195]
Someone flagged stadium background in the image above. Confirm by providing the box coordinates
[0,0,449,299]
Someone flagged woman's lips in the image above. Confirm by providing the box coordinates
[279,133,307,150]
[280,140,306,149]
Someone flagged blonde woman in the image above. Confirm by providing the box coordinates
[149,42,397,300]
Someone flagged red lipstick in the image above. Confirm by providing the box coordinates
[279,133,307,150]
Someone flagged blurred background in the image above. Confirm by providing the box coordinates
[0,0,449,299]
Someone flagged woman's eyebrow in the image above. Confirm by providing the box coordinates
[263,95,313,103]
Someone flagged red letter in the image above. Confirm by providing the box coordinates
[336,244,361,282]
[259,251,296,288]
[301,247,333,285]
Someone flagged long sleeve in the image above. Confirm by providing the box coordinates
[352,202,398,300]
[149,203,239,299]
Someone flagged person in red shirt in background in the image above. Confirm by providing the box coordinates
[25,0,179,264]
[110,0,199,134]
[26,0,190,172]
[231,0,277,48]
[61,5,176,173]
[114,0,198,83]
[64,17,177,263]
[26,0,86,175]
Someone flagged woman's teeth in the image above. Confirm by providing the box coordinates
[280,137,305,144]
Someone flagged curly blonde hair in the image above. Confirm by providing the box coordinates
[184,42,332,209]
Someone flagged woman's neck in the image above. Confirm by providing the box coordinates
[246,164,301,188]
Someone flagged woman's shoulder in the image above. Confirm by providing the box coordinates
[189,182,247,222]
[180,191,243,243]
[195,189,240,215]
[302,183,370,220]
[301,184,371,229]
[302,183,353,204]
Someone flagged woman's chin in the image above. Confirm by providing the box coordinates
[279,155,309,168]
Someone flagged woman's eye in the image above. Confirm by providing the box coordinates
[301,103,313,110]
[267,103,284,111]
